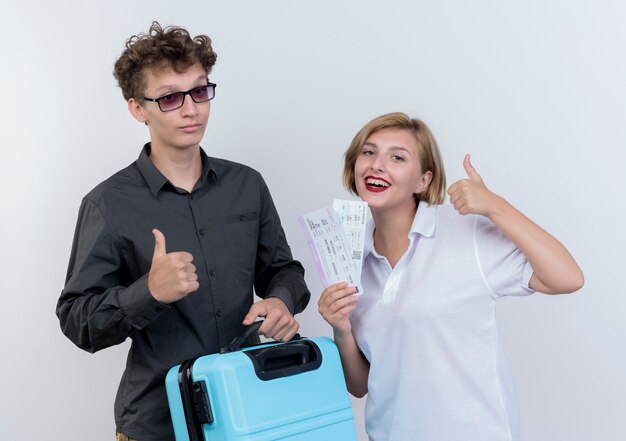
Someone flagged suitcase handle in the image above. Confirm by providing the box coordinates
[244,340,323,381]
[222,320,303,353]
[222,320,264,353]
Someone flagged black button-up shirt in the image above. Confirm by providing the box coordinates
[56,144,310,440]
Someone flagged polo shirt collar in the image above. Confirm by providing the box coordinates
[136,143,215,197]
[409,201,438,239]
[363,201,438,258]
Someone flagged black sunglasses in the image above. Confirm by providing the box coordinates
[142,83,216,112]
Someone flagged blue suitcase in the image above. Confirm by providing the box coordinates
[165,322,358,440]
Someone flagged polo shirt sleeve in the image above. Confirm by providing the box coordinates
[474,215,535,298]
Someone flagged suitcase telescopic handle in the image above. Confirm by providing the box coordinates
[222,320,303,353]
[223,320,264,353]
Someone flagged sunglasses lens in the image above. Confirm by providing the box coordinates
[190,86,213,103]
[159,92,184,111]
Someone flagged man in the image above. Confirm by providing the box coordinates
[56,22,310,441]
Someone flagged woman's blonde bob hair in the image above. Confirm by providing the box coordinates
[343,112,447,205]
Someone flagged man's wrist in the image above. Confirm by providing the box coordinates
[266,287,295,314]
[120,275,169,328]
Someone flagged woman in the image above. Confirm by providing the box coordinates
[318,112,583,441]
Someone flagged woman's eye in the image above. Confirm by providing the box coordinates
[392,155,405,161]
[362,150,375,156]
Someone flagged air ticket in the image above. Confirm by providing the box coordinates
[332,199,368,285]
[298,201,367,293]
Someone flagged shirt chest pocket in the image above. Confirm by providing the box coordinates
[206,212,259,272]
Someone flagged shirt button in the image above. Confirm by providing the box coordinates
[199,229,205,236]
[209,269,216,277]
[216,310,223,318]
[239,215,245,221]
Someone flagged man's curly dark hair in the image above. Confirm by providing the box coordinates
[113,21,217,101]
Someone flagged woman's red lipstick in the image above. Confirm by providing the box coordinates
[364,175,391,192]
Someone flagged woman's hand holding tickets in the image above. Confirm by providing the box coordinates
[318,282,359,336]
[148,228,199,303]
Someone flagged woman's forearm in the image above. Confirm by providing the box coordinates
[334,329,370,398]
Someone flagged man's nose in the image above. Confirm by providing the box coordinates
[180,94,200,116]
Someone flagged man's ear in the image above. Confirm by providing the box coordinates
[128,98,148,124]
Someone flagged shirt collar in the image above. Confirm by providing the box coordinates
[363,201,438,258]
[409,201,438,239]
[136,143,215,197]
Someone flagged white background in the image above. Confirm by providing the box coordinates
[1,1,625,440]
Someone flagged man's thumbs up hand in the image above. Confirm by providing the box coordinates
[148,229,199,304]
[152,228,167,259]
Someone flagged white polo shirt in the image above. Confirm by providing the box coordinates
[351,203,534,441]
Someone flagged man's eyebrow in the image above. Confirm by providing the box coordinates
[154,85,177,95]
[154,75,208,95]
